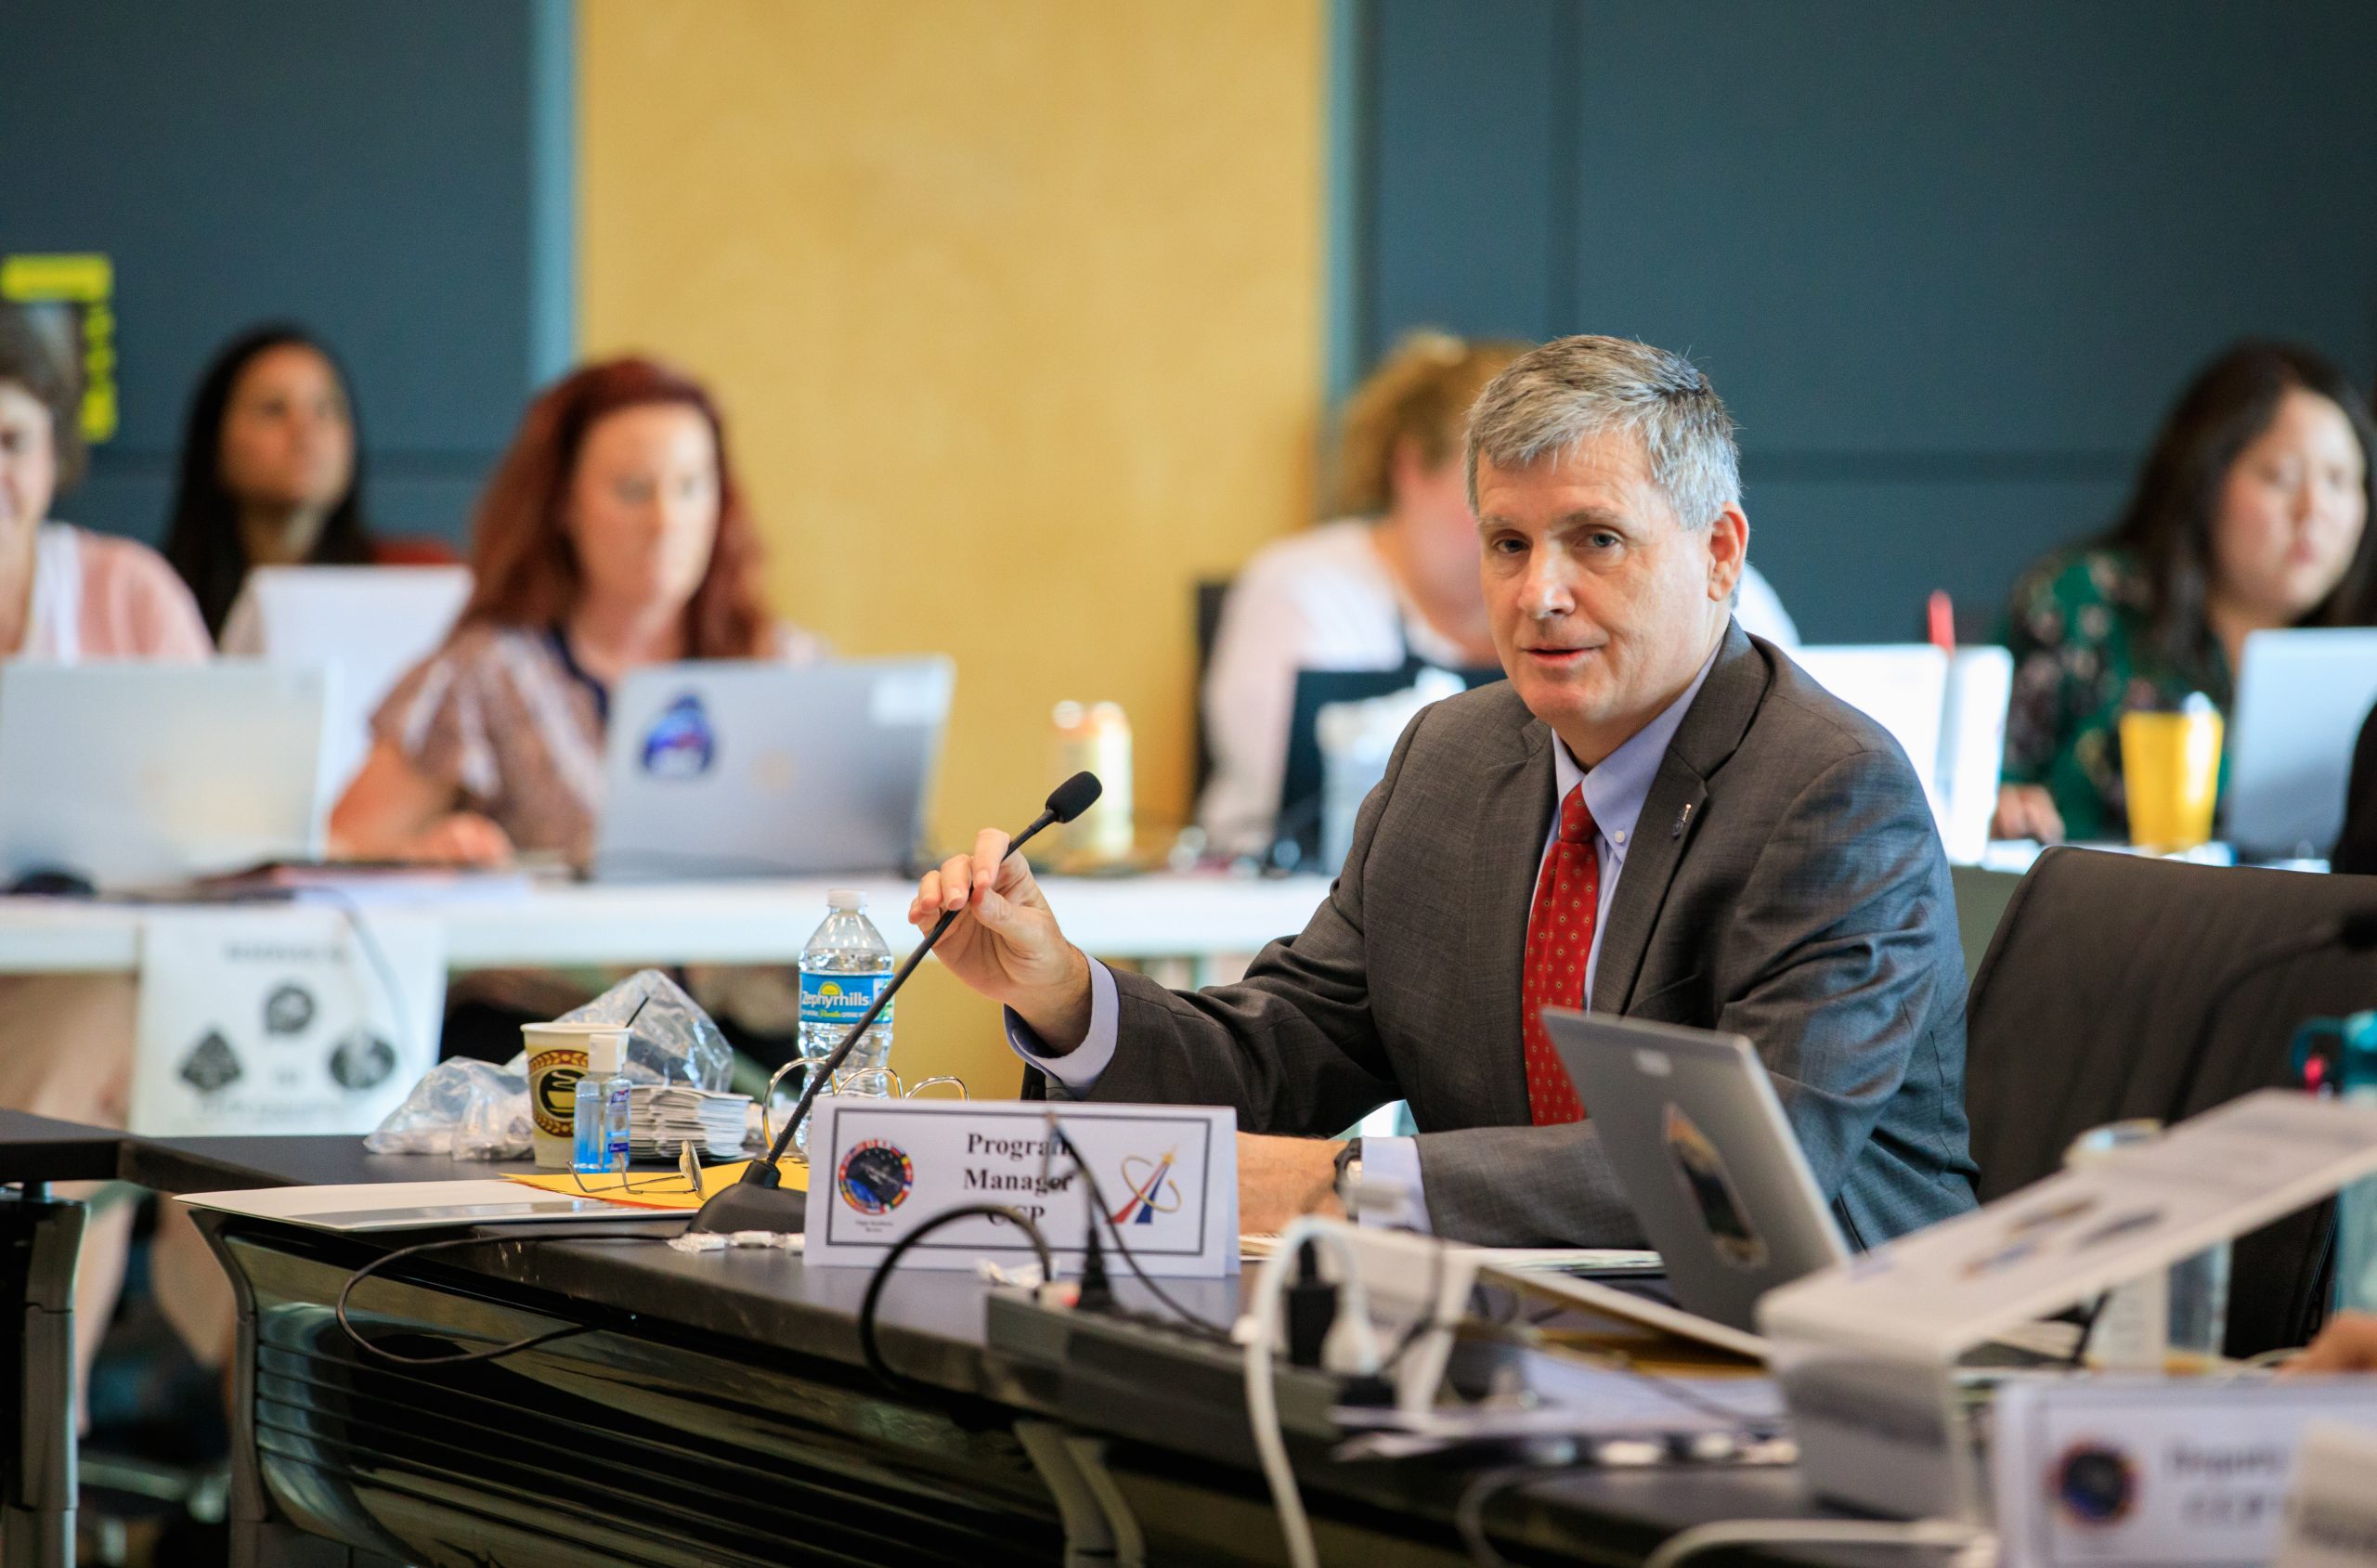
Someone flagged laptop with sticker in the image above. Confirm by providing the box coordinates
[591,657,954,881]
[1541,1008,1849,1334]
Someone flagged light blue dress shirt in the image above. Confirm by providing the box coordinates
[1006,643,1723,1232]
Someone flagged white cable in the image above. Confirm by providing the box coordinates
[1242,1214,1365,1568]
[1641,1518,1993,1568]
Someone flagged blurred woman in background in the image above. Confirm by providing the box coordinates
[0,305,209,662]
[332,354,818,865]
[1195,330,1798,857]
[0,303,213,1423]
[1997,342,2377,843]
[162,324,453,640]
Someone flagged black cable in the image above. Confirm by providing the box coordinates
[334,1232,668,1367]
[1455,1465,1541,1568]
[2065,1290,2111,1368]
[858,1204,1055,1396]
[315,888,415,1065]
[1048,1121,1236,1340]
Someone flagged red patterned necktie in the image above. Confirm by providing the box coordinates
[1520,783,1598,1125]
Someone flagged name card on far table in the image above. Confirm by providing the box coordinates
[804,1098,1239,1276]
[132,907,446,1138]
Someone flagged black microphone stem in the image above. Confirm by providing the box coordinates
[758,803,1063,1172]
[687,771,1101,1234]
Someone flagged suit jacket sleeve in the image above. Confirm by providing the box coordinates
[1410,745,1955,1246]
[1057,711,1420,1135]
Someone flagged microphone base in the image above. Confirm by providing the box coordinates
[685,1180,809,1236]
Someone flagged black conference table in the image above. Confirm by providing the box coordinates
[2,1118,1902,1568]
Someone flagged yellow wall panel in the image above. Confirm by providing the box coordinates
[579,0,1324,1090]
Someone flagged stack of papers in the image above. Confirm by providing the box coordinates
[628,1085,750,1159]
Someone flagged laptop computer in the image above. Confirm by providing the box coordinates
[1275,663,1503,862]
[0,663,332,889]
[2226,628,2377,862]
[1542,1008,1847,1334]
[591,657,955,881]
[231,564,473,793]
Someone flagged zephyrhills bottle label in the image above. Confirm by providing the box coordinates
[801,971,890,1028]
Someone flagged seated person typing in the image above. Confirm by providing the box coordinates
[913,336,1978,1244]
[330,356,823,1058]
[1994,342,2375,843]
[331,355,819,865]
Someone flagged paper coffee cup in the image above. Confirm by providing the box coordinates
[523,1021,630,1170]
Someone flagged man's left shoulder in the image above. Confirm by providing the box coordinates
[1728,640,1932,808]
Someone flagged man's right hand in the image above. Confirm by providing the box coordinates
[910,828,1095,1052]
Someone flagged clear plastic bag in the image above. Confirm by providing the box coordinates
[366,969,733,1158]
[544,969,732,1091]
[364,1058,535,1159]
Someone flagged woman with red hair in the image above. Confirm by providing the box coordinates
[333,356,818,862]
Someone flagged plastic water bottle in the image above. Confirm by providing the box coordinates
[795,891,895,1151]
[800,889,895,1066]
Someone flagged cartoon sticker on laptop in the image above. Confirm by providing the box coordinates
[640,693,717,779]
[1662,1102,1768,1269]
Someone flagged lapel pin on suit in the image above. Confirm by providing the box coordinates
[1673,801,1695,839]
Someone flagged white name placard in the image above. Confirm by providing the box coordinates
[1994,1378,2377,1568]
[803,1098,1238,1276]
[131,907,446,1137]
[1760,1093,2377,1522]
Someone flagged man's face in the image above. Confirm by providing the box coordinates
[1475,433,1746,762]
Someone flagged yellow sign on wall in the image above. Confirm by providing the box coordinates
[0,253,118,443]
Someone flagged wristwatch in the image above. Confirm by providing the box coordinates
[1333,1137,1363,1208]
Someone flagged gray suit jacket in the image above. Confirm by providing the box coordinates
[1055,623,1979,1247]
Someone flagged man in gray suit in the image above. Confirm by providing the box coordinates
[912,335,1977,1245]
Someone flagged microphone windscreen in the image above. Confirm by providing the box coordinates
[1046,771,1103,823]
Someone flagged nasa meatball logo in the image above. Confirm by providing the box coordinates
[838,1139,915,1216]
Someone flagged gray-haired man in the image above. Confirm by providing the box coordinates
[911,335,1978,1245]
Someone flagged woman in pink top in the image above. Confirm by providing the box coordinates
[0,306,210,662]
[0,305,214,1421]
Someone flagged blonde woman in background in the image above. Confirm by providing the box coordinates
[1196,330,1798,856]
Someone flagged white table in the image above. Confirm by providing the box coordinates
[0,874,1335,978]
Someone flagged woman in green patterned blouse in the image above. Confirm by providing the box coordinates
[1997,343,2377,843]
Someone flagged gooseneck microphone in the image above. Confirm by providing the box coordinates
[2163,907,2377,1122]
[688,771,1104,1235]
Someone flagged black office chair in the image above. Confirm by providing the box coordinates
[1189,577,1231,803]
[1963,846,2377,1357]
